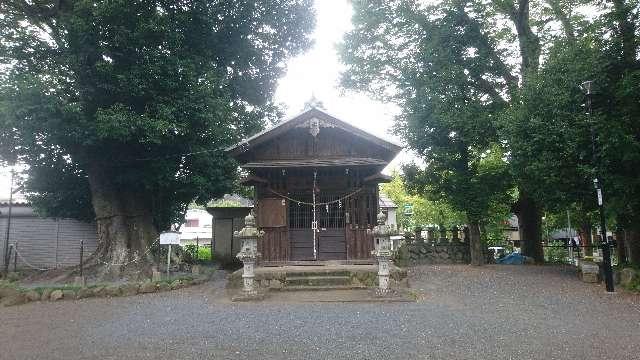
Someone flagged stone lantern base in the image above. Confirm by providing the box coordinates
[231,289,267,302]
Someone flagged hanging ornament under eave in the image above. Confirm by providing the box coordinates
[309,118,320,137]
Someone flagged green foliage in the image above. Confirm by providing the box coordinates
[0,1,315,229]
[343,0,513,227]
[198,247,212,262]
[343,0,640,268]
[173,244,212,265]
[183,244,199,265]
[544,241,570,264]
[381,171,465,230]
[502,38,605,215]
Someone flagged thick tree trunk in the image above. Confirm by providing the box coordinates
[579,222,593,257]
[627,228,640,267]
[514,192,544,263]
[86,164,158,275]
[469,220,485,266]
[615,228,627,264]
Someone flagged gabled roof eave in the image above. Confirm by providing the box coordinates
[225,107,402,158]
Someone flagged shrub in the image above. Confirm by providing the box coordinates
[183,244,199,264]
[197,246,212,262]
[544,241,569,264]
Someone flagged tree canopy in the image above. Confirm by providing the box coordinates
[0,0,315,270]
[342,0,640,265]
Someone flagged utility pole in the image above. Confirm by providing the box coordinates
[581,80,614,293]
[3,168,15,275]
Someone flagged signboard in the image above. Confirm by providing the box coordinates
[403,203,413,216]
[160,231,181,245]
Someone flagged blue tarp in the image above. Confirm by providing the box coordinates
[496,252,526,265]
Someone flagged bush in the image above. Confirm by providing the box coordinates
[183,244,199,264]
[544,241,569,264]
[197,246,212,262]
[180,244,213,265]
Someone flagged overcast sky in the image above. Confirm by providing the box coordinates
[0,0,406,200]
[274,0,408,169]
[275,0,400,138]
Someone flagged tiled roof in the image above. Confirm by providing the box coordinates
[378,194,397,209]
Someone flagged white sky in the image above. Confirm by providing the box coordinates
[274,0,410,171]
[0,0,409,200]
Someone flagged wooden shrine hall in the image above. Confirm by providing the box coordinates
[226,107,402,264]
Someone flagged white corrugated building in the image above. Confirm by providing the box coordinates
[0,201,97,270]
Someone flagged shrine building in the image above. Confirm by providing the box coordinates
[226,107,401,264]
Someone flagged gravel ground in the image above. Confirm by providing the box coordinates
[1,265,639,360]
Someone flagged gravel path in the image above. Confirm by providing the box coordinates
[1,265,639,360]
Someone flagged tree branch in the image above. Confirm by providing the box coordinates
[546,0,576,41]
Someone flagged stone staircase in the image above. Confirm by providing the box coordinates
[227,264,408,292]
[281,271,365,291]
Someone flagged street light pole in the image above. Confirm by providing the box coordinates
[581,80,614,293]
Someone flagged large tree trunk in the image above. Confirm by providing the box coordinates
[615,228,627,264]
[578,222,593,257]
[86,164,158,276]
[627,228,640,267]
[469,220,485,266]
[514,192,544,263]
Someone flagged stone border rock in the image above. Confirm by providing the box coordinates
[619,267,639,290]
[0,275,210,307]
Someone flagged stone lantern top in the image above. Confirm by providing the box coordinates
[371,210,398,238]
[245,211,256,228]
[234,210,264,240]
[377,210,386,225]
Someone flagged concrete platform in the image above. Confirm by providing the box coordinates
[227,263,408,291]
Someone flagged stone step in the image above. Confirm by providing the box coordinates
[283,271,352,278]
[285,275,352,287]
[278,285,367,292]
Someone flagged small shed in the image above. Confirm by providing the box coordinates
[206,194,255,259]
[226,107,401,263]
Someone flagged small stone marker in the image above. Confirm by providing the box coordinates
[580,261,600,283]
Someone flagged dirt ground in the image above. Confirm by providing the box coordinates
[1,264,639,359]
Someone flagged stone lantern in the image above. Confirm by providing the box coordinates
[234,211,264,295]
[370,210,398,295]
[438,224,448,244]
[426,226,435,244]
[451,225,461,243]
